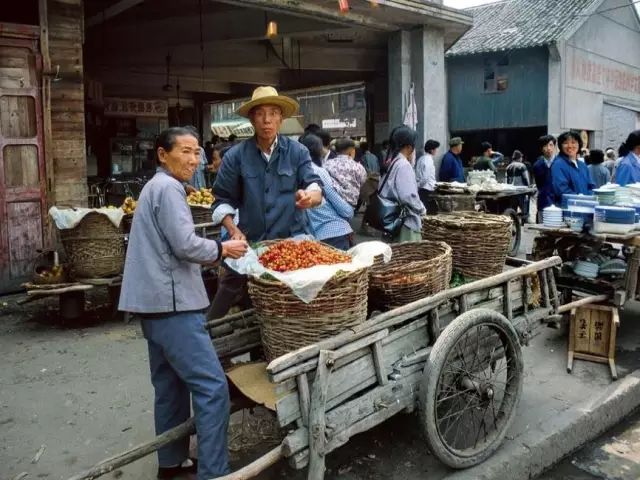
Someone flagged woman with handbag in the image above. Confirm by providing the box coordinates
[368,126,426,242]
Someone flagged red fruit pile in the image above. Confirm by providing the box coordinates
[259,240,351,272]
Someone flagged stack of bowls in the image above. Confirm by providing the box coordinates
[564,198,597,227]
[543,205,565,228]
[561,194,596,210]
[627,183,640,202]
[594,205,636,234]
[631,204,640,230]
[594,187,617,205]
[615,186,633,205]
[573,260,599,279]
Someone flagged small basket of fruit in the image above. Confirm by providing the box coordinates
[33,251,67,285]
[247,239,368,361]
[188,188,215,224]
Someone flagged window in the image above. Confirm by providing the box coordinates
[483,56,509,93]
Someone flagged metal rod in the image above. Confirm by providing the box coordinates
[557,294,609,314]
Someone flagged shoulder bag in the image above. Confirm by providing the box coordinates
[364,158,407,236]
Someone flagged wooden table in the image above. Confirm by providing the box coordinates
[527,224,640,307]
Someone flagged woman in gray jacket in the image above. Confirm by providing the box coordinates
[379,126,426,242]
[119,127,248,480]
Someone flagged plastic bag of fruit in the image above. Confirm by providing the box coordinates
[225,237,391,303]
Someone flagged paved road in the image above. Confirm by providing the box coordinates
[538,409,640,480]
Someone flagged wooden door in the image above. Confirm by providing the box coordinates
[0,28,46,292]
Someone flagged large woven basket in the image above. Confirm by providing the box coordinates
[190,205,212,224]
[247,242,369,362]
[421,213,512,280]
[369,241,452,311]
[59,212,125,279]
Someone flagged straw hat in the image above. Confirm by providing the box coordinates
[237,86,299,119]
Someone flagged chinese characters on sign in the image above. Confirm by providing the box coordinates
[570,54,640,95]
[104,98,169,118]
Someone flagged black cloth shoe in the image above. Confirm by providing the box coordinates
[157,458,198,479]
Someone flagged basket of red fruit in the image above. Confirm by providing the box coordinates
[248,239,368,362]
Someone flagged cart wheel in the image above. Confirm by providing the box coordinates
[419,309,523,469]
[503,208,521,256]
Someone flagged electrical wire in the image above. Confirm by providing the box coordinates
[578,0,640,16]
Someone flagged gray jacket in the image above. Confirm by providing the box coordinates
[379,154,426,233]
[119,169,221,314]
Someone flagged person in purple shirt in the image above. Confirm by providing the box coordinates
[614,130,640,186]
[551,131,594,204]
[439,137,465,183]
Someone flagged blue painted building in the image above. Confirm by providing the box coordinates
[445,0,640,165]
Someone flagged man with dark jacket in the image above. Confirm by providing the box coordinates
[439,137,465,182]
[209,87,323,319]
[532,135,556,220]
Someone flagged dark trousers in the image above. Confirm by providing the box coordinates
[207,266,251,320]
[141,312,230,479]
[418,188,432,210]
[321,234,351,251]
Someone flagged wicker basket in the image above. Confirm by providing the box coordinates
[368,241,452,311]
[421,213,512,280]
[247,242,369,361]
[190,205,212,224]
[59,212,125,279]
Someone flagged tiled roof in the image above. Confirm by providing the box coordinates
[446,0,603,56]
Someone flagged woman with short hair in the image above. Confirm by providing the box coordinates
[378,126,426,242]
[299,133,354,250]
[614,130,640,186]
[587,149,611,188]
[119,127,248,480]
[550,131,594,204]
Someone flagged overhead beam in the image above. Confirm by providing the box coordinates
[86,0,145,28]
[213,0,397,31]
[93,66,281,86]
[99,72,233,94]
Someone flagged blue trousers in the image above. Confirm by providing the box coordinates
[141,311,230,479]
[321,234,351,251]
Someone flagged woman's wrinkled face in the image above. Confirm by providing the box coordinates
[561,137,580,159]
[158,134,200,182]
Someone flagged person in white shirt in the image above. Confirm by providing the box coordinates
[415,139,440,207]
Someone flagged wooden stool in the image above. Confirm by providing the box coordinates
[567,304,619,380]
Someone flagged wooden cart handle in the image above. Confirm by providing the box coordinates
[217,444,285,480]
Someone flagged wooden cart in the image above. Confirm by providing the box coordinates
[70,255,603,480]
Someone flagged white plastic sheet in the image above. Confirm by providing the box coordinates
[225,239,392,303]
[49,206,125,230]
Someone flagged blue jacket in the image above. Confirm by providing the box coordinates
[532,156,554,210]
[439,150,465,182]
[614,152,640,186]
[212,135,322,242]
[550,154,594,204]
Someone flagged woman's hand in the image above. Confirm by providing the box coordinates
[295,189,322,209]
[221,240,249,259]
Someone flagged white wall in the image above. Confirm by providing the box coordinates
[560,0,640,148]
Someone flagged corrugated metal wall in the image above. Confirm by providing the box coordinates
[447,47,549,131]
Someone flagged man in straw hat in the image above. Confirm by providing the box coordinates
[209,86,323,319]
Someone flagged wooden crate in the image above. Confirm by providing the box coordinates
[567,304,619,380]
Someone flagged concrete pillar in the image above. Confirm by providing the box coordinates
[410,26,447,171]
[388,30,411,133]
[547,42,563,137]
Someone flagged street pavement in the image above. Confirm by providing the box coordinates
[538,409,640,480]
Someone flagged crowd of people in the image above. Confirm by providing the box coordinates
[118,83,640,480]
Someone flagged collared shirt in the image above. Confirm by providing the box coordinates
[260,136,278,163]
[551,154,594,203]
[379,153,426,233]
[212,135,323,242]
[305,164,353,241]
[614,152,640,186]
[361,151,380,175]
[588,163,611,188]
[119,169,220,313]
[415,153,436,191]
[543,156,554,169]
[323,154,367,207]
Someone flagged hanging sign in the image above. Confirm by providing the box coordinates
[104,98,168,118]
[322,118,357,129]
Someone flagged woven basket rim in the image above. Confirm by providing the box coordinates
[369,240,451,274]
[423,213,512,229]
